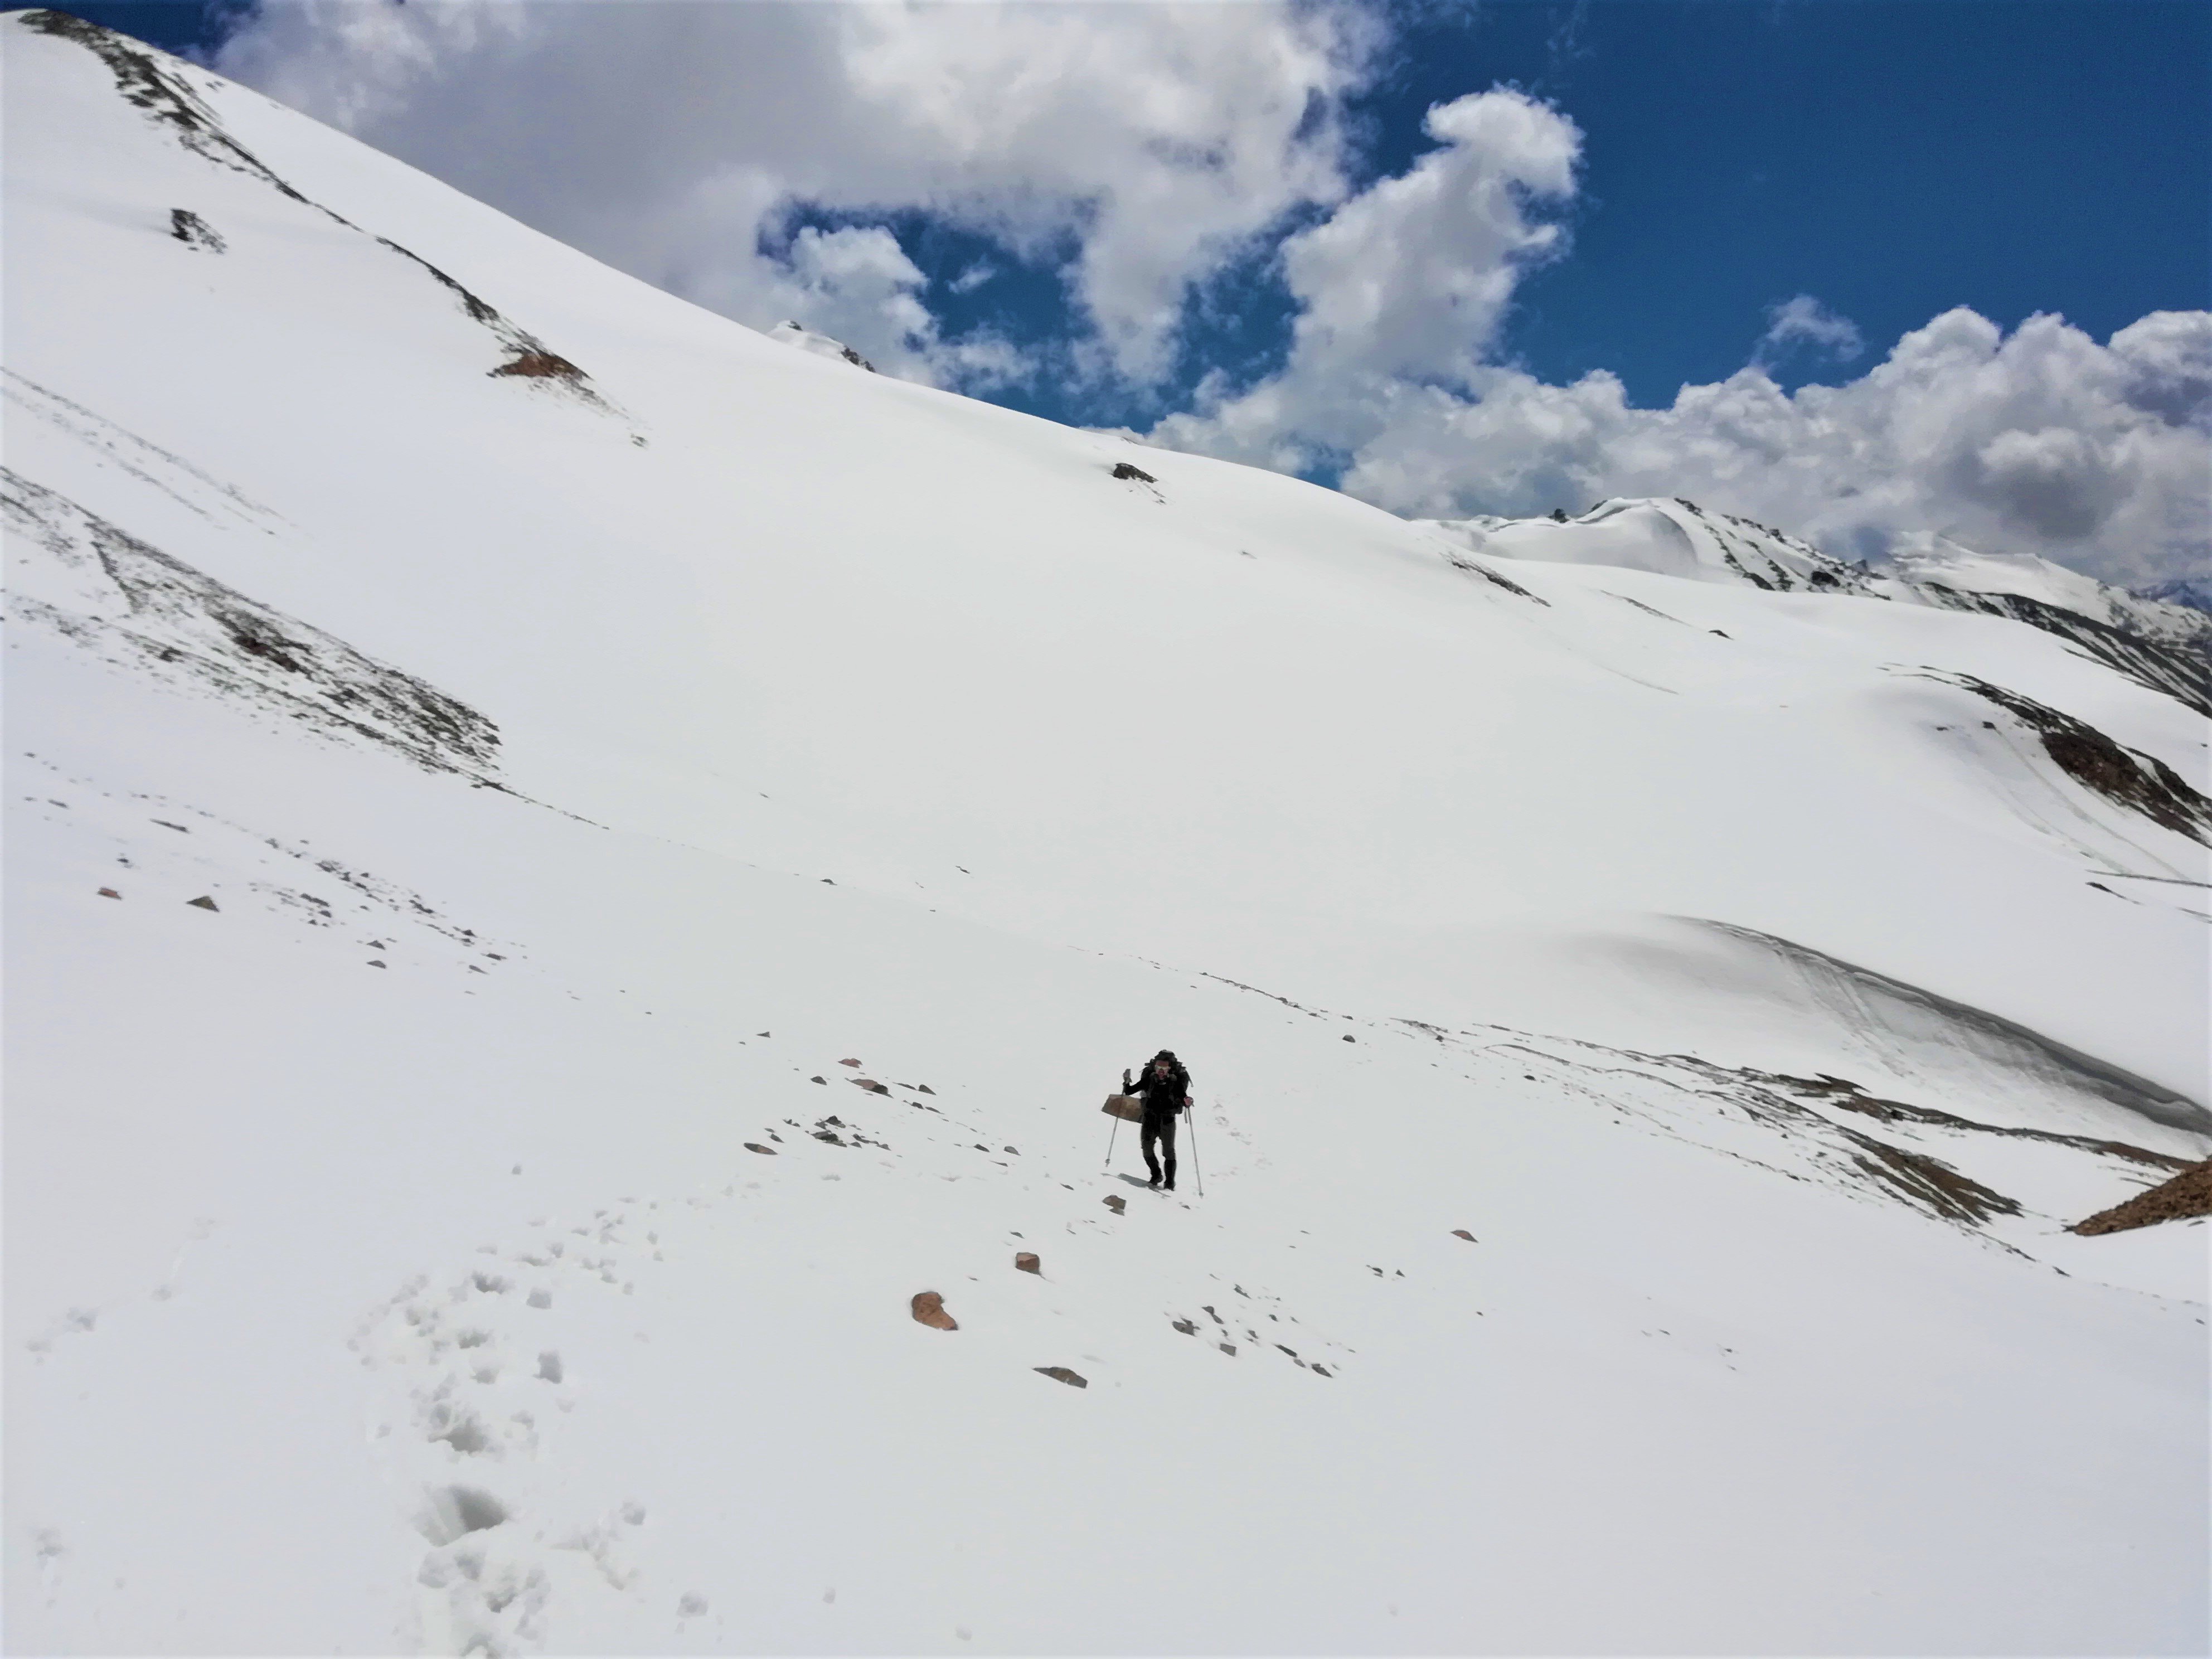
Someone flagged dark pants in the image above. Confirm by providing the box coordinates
[1141,1108,1178,1185]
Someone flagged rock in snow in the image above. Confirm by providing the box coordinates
[910,1291,957,1331]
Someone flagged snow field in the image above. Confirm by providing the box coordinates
[10,632,2205,1651]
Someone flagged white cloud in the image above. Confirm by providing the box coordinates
[947,263,997,297]
[1149,87,1582,468]
[1333,308,2212,587]
[1754,294,1863,369]
[736,223,1031,389]
[208,4,2208,584]
[214,0,1377,390]
[1133,96,2204,585]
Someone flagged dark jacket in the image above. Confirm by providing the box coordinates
[1127,1054,1191,1118]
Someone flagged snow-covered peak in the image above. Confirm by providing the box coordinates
[1427,496,1867,594]
[1875,531,2212,644]
[1434,497,2209,714]
[765,317,877,372]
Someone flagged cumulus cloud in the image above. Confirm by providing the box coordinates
[208,2,2207,583]
[1136,101,2204,585]
[1149,88,1582,469]
[214,0,1376,390]
[1334,308,2212,586]
[947,263,997,297]
[1754,294,1863,370]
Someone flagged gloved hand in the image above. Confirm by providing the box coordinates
[1122,1069,1132,1092]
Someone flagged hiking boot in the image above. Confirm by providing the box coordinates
[1147,1173,1162,1188]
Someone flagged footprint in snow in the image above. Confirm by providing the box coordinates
[352,1201,668,1648]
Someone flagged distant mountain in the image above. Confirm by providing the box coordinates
[2137,575,2212,617]
[1429,497,2212,716]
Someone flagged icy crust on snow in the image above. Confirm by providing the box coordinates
[4,14,2209,1654]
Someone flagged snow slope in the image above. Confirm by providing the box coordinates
[6,14,2208,1653]
[1442,496,2212,715]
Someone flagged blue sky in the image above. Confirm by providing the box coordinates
[58,1,2212,582]
[77,1,2210,411]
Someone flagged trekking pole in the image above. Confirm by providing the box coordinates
[1187,1101,1204,1197]
[1105,1068,1129,1169]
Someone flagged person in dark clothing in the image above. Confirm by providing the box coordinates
[1122,1050,1191,1190]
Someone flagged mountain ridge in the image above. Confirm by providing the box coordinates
[1427,494,2212,715]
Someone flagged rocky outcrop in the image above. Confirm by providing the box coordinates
[2070,1161,2212,1235]
[5,471,502,780]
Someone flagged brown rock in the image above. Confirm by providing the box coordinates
[1451,1229,1476,1241]
[96,887,120,899]
[186,895,219,911]
[1171,1318,1196,1335]
[2071,1158,2211,1235]
[744,1142,777,1155]
[1102,1194,1126,1214]
[1015,1253,1041,1274]
[838,1058,863,1068]
[1034,1366,1087,1388]
[911,1291,957,1331]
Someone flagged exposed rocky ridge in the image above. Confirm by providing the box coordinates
[1907,583,2210,716]
[22,10,609,406]
[766,319,877,372]
[2068,1158,2211,1235]
[1899,668,2212,844]
[3,469,501,779]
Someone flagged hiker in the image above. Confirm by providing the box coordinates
[1122,1050,1191,1190]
